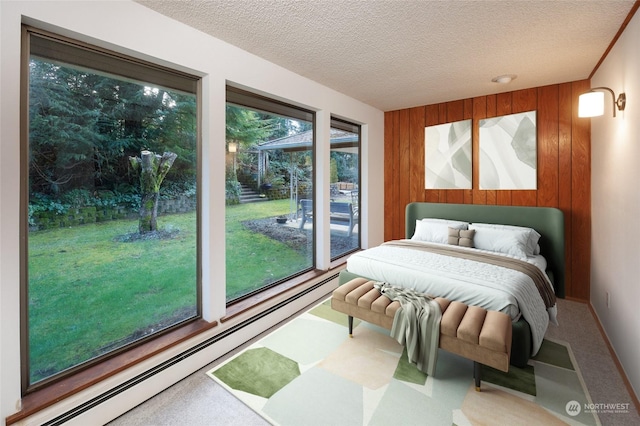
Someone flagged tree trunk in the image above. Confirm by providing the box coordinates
[139,190,159,233]
[129,150,177,233]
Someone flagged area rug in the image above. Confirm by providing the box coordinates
[207,299,600,426]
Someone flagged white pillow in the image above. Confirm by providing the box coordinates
[420,218,469,229]
[470,223,541,256]
[468,225,530,259]
[412,219,468,244]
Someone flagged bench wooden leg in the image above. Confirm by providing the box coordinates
[474,361,481,391]
[348,315,353,337]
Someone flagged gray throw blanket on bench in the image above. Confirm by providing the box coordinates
[373,282,442,376]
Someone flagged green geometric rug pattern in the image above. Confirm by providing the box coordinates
[208,299,600,425]
[211,347,301,399]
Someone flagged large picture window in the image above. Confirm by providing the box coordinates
[22,29,200,391]
[329,118,361,259]
[225,88,314,302]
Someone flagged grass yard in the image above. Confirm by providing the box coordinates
[225,199,311,300]
[28,212,198,383]
[27,199,309,384]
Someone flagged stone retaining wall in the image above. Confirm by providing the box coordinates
[31,195,197,230]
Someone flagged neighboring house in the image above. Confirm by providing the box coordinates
[0,1,637,424]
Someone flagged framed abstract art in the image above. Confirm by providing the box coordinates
[479,111,537,190]
[424,119,472,189]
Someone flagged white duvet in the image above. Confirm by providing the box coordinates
[346,239,557,356]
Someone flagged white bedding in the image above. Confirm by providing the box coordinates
[346,239,557,356]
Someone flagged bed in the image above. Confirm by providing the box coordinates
[339,202,564,367]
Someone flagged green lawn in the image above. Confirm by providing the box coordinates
[27,199,308,383]
[28,212,197,382]
[225,199,311,300]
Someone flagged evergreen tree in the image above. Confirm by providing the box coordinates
[28,57,197,206]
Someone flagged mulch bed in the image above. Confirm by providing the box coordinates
[241,216,358,256]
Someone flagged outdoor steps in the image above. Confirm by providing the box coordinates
[239,183,267,203]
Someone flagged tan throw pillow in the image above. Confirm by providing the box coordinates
[448,227,475,248]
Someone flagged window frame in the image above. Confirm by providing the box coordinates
[20,26,203,394]
[225,86,317,305]
[329,116,362,260]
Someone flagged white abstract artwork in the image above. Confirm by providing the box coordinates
[479,111,537,190]
[424,119,472,189]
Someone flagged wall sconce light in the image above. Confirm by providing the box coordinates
[578,87,626,118]
[228,142,238,153]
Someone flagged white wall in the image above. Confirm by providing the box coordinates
[0,1,384,424]
[590,11,640,399]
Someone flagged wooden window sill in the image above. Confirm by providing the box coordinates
[7,319,217,425]
[222,254,351,322]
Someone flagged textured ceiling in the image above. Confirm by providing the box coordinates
[136,0,636,111]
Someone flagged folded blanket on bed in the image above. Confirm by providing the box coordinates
[373,281,442,376]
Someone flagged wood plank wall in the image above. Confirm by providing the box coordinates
[383,80,591,301]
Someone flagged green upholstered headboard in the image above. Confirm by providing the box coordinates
[405,202,565,298]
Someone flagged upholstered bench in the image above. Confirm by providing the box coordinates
[331,277,512,391]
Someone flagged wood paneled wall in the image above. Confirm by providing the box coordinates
[384,80,591,301]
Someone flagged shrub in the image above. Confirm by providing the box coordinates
[60,189,94,208]
[330,157,338,183]
[226,180,241,205]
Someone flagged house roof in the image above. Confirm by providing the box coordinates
[257,128,358,152]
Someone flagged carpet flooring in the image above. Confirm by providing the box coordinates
[109,297,639,426]
[206,299,599,425]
